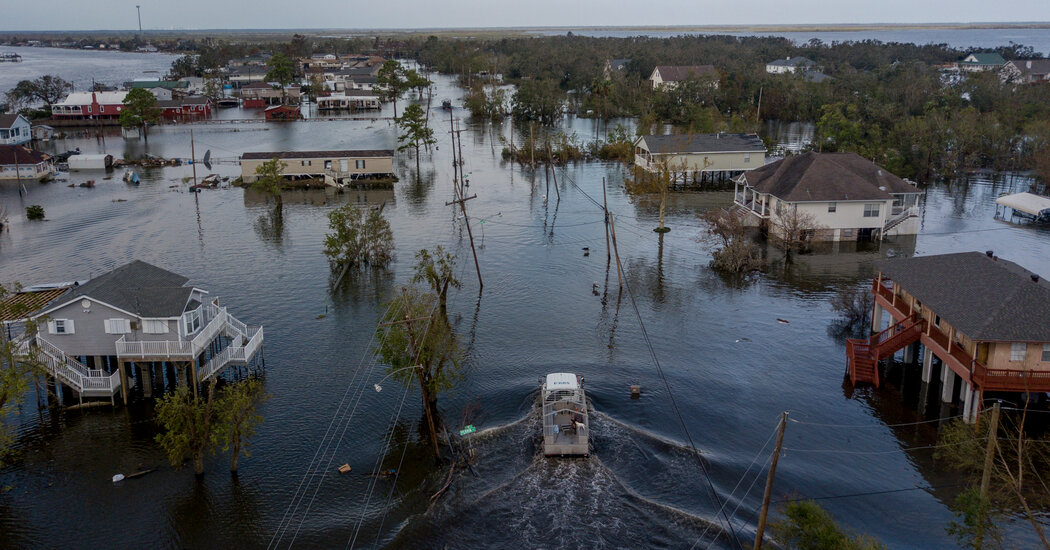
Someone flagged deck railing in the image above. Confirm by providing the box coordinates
[116,306,230,358]
[32,336,120,396]
[199,325,264,382]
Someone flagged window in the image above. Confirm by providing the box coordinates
[934,315,941,327]
[104,318,131,334]
[863,203,880,217]
[142,320,170,334]
[100,106,105,113]
[301,160,312,167]
[356,159,366,169]
[324,160,333,170]
[744,153,751,163]
[183,309,201,334]
[49,319,75,334]
[1043,344,1050,362]
[1010,342,1027,362]
[828,202,837,213]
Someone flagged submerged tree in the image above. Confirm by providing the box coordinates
[265,53,295,104]
[215,377,269,474]
[251,158,288,220]
[154,384,218,476]
[830,284,873,335]
[0,284,45,466]
[323,203,394,278]
[700,208,764,273]
[771,500,885,549]
[119,88,161,145]
[375,287,460,459]
[411,246,460,315]
[772,206,824,256]
[397,103,437,177]
[625,161,680,233]
[376,60,407,118]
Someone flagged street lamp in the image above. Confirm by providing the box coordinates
[373,364,422,392]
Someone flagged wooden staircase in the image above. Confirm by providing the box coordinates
[846,316,925,387]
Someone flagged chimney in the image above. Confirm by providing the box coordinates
[985,250,994,258]
[1033,274,1040,283]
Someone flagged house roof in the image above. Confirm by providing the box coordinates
[638,133,766,155]
[0,145,50,165]
[241,81,273,89]
[55,91,128,106]
[607,58,631,70]
[653,65,718,81]
[741,152,919,202]
[875,252,1050,342]
[0,286,71,322]
[241,150,394,160]
[803,70,833,83]
[961,52,1006,65]
[44,260,194,318]
[129,80,189,90]
[767,56,816,67]
[1008,59,1050,77]
[0,114,28,129]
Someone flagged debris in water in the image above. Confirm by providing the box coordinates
[777,318,790,324]
[111,474,125,483]
[338,464,352,474]
[630,385,641,398]
[592,282,599,296]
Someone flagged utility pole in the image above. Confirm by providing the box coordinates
[190,129,198,188]
[136,5,142,34]
[756,86,763,124]
[608,212,623,289]
[446,191,483,289]
[602,177,610,261]
[754,411,788,550]
[980,401,1001,499]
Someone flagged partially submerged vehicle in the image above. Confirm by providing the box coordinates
[541,373,589,457]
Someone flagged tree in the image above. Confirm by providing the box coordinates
[771,500,885,549]
[154,384,218,476]
[323,203,394,276]
[376,60,407,118]
[830,284,873,335]
[0,284,45,466]
[511,79,563,125]
[411,247,460,315]
[265,53,295,104]
[202,76,222,102]
[946,488,1004,550]
[214,378,269,474]
[397,103,436,176]
[590,76,612,138]
[375,287,460,459]
[251,158,287,220]
[5,75,72,112]
[119,88,161,145]
[403,68,432,99]
[772,206,824,255]
[700,208,764,273]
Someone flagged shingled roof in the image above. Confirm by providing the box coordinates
[876,252,1050,342]
[241,150,393,160]
[740,152,919,202]
[653,65,718,81]
[0,145,50,166]
[638,133,766,155]
[44,260,195,318]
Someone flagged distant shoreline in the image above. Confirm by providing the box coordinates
[1,22,1050,37]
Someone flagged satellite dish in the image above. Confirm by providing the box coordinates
[81,299,91,309]
[202,149,212,171]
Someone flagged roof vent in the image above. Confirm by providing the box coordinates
[986,250,994,258]
[1033,274,1040,283]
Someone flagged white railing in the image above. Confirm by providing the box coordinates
[198,325,264,382]
[117,306,228,358]
[31,336,120,396]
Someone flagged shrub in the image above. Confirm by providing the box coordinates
[25,205,44,220]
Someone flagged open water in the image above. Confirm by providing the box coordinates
[1,54,1049,549]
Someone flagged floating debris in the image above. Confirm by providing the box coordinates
[777,318,790,324]
[338,464,352,474]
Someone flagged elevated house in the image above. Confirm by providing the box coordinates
[31,124,55,142]
[316,90,381,111]
[51,91,128,119]
[0,145,55,180]
[157,97,212,120]
[129,80,190,100]
[0,113,32,145]
[634,133,766,185]
[733,152,921,241]
[240,150,395,185]
[9,261,263,405]
[765,56,817,74]
[263,104,301,121]
[240,83,301,107]
[648,65,719,90]
[847,252,1050,423]
[1001,59,1050,84]
[957,52,1006,73]
[227,65,269,87]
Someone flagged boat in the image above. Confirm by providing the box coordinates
[441,99,453,111]
[541,373,589,457]
[122,169,139,185]
[0,53,22,63]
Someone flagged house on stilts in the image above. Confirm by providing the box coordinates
[5,260,264,406]
[846,251,1050,423]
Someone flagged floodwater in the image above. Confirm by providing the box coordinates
[2,60,1050,550]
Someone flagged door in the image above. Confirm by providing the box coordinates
[340,159,348,172]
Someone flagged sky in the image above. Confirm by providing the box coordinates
[3,0,1049,31]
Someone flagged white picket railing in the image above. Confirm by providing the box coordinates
[116,306,228,358]
[31,336,120,397]
[199,325,264,382]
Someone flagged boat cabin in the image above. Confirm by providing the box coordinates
[542,373,589,457]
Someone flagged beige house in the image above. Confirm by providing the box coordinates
[848,252,1050,423]
[240,150,395,183]
[648,65,718,90]
[634,133,766,185]
[1001,59,1050,84]
[734,152,921,241]
[0,145,55,181]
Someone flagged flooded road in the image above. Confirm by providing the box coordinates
[2,66,1050,549]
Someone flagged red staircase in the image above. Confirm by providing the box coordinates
[846,316,925,387]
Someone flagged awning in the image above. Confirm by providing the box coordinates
[996,192,1050,217]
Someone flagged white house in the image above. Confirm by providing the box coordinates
[765,56,817,74]
[734,152,922,242]
[0,145,55,180]
[957,52,1006,73]
[0,114,32,145]
[648,65,718,91]
[634,133,766,184]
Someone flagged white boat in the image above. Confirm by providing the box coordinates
[541,373,589,457]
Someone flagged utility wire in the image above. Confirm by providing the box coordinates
[786,415,963,429]
[771,483,966,504]
[781,438,980,455]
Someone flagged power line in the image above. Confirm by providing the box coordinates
[786,414,963,429]
[771,483,966,504]
[781,438,980,455]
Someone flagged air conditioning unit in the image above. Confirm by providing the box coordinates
[130,321,141,331]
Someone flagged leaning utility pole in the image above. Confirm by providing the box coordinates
[754,411,788,550]
[446,190,483,289]
[136,5,142,34]
[980,401,1001,499]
